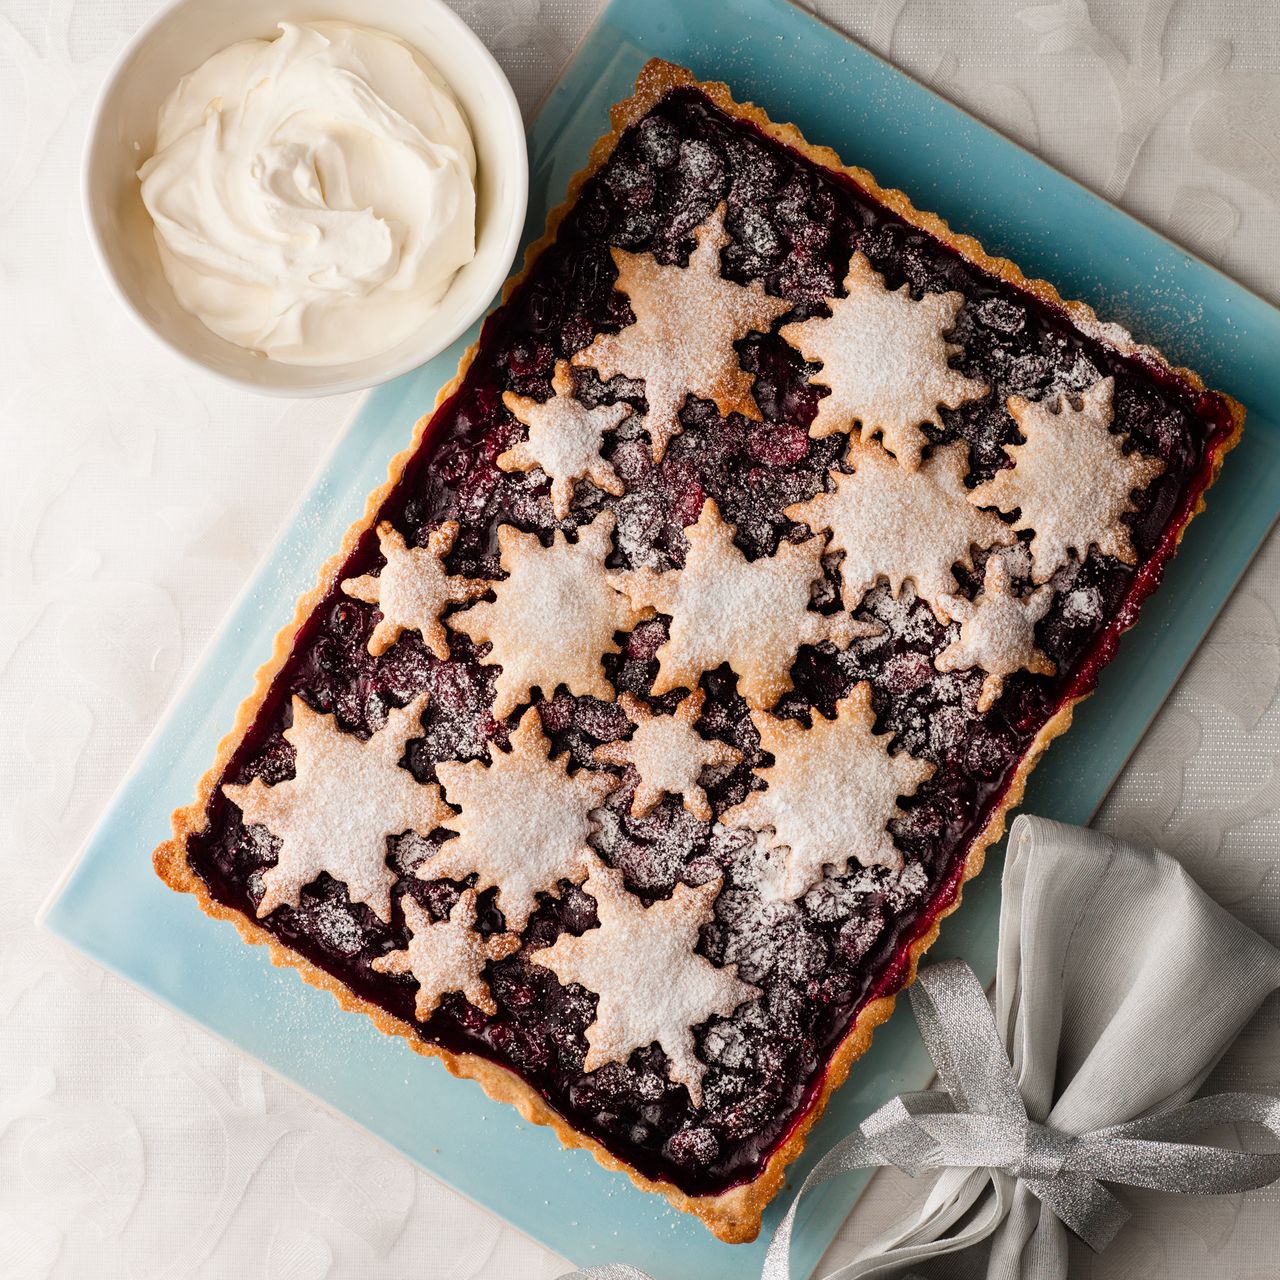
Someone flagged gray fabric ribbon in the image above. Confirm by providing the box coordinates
[561,817,1280,1280]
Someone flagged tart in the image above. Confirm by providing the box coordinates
[155,59,1244,1243]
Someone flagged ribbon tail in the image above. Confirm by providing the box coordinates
[1022,1170,1130,1252]
[761,1130,887,1280]
[910,961,1027,1127]
[1074,1091,1280,1195]
[558,1266,652,1280]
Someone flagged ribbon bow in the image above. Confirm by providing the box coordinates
[761,957,1280,1279]
[568,957,1280,1280]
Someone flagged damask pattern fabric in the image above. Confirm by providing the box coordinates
[1,2,1278,1276]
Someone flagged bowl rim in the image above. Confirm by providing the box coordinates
[81,0,528,399]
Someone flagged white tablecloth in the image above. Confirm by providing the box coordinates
[2,1,1278,1276]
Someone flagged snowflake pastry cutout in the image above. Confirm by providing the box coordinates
[427,707,617,931]
[341,521,489,659]
[594,690,743,821]
[573,203,792,462]
[450,511,646,717]
[499,361,632,519]
[722,681,934,900]
[786,441,1014,618]
[529,862,758,1106]
[936,553,1056,712]
[372,890,519,1021]
[969,377,1165,582]
[779,251,988,468]
[224,692,449,924]
[608,499,878,709]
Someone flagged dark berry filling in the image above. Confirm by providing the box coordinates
[184,87,1235,1197]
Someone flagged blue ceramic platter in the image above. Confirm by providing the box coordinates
[42,1,1280,1277]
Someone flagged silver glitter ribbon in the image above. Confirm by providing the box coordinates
[563,818,1280,1280]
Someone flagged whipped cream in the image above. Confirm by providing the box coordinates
[138,22,476,366]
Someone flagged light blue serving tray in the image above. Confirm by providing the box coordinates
[43,2,1280,1277]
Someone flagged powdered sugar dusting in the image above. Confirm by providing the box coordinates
[970,378,1166,581]
[1062,586,1103,624]
[936,553,1056,712]
[780,252,989,467]
[609,499,879,708]
[307,895,367,957]
[574,204,792,461]
[223,691,451,924]
[450,511,646,716]
[499,361,632,519]
[372,891,519,1021]
[530,863,758,1107]
[341,522,488,659]
[723,682,935,899]
[428,707,616,930]
[787,440,1013,617]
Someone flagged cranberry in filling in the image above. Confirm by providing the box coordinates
[185,86,1235,1197]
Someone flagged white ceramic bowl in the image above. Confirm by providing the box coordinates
[83,0,527,397]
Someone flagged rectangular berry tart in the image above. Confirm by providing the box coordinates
[155,59,1244,1243]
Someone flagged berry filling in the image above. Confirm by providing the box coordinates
[185,87,1235,1197]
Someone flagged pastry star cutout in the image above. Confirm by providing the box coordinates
[786,441,1014,618]
[450,511,646,717]
[969,377,1165,582]
[342,521,489,659]
[967,376,1172,583]
[427,708,617,931]
[594,691,743,821]
[722,682,934,900]
[608,499,878,709]
[936,553,1056,712]
[529,863,758,1106]
[372,890,519,1021]
[223,692,450,924]
[573,203,792,462]
[779,251,988,468]
[499,361,632,519]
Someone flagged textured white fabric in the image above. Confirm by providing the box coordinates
[2,1,1279,1277]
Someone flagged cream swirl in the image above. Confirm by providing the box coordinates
[138,22,476,366]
